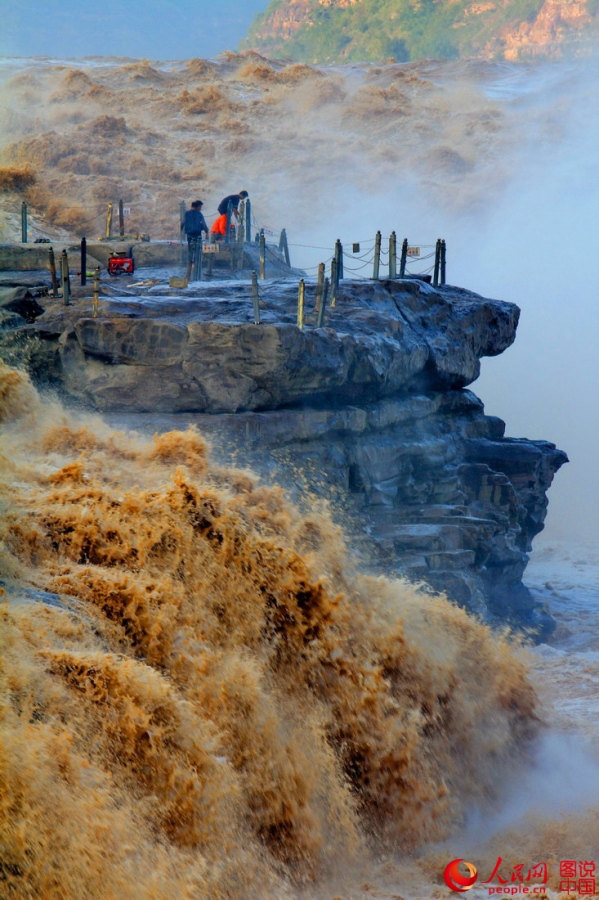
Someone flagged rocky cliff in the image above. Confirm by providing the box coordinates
[243,0,598,63]
[0,272,567,637]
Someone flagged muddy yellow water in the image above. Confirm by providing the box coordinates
[0,360,545,897]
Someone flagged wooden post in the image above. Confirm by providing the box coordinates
[240,198,252,246]
[225,199,233,245]
[48,247,58,297]
[61,250,70,306]
[234,220,243,272]
[105,202,113,240]
[80,237,87,286]
[373,230,381,280]
[278,228,290,267]
[192,238,202,281]
[335,239,343,279]
[315,262,325,314]
[92,266,100,318]
[238,198,245,243]
[21,201,27,243]
[251,271,260,324]
[399,238,408,277]
[179,201,186,264]
[389,231,396,279]
[118,199,125,237]
[297,279,305,330]
[433,238,441,287]
[245,198,252,243]
[259,230,265,279]
[316,277,329,328]
[330,257,338,308]
[440,239,446,285]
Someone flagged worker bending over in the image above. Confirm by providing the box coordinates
[211,190,249,241]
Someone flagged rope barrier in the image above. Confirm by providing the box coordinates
[343,261,373,273]
[288,242,337,251]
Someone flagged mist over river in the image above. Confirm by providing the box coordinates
[1,50,598,898]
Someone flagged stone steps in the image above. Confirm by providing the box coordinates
[393,549,478,575]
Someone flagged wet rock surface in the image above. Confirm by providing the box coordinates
[6,276,518,411]
[0,273,567,635]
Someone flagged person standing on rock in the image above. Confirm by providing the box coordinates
[181,200,208,256]
[211,190,249,240]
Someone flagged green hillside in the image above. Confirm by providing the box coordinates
[242,0,589,63]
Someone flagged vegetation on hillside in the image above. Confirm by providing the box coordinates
[243,0,592,63]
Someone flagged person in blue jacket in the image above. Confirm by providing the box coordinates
[181,200,208,253]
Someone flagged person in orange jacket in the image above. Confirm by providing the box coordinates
[210,212,230,241]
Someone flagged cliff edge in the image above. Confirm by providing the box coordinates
[0,273,567,635]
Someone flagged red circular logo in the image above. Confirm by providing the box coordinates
[444,858,478,892]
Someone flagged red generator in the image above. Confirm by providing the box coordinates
[107,256,134,275]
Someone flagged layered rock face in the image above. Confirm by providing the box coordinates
[1,275,567,635]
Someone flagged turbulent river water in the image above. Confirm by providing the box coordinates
[1,374,598,899]
[1,51,598,898]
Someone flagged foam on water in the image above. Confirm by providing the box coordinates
[0,361,542,896]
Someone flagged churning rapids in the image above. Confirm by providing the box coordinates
[0,361,598,899]
[1,51,599,898]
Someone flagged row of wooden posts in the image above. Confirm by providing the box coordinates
[184,224,290,282]
[20,201,128,243]
[47,244,100,316]
[21,200,445,286]
[249,240,343,329]
[233,231,446,288]
[19,198,144,244]
[44,229,445,330]
[249,234,447,329]
[372,232,447,286]
[105,200,127,239]
[20,197,253,244]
